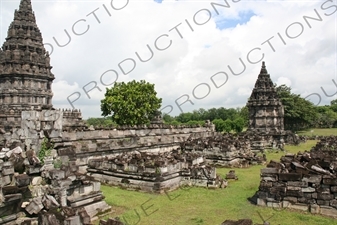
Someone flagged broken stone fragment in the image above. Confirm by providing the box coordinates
[25,197,44,215]
[15,174,30,187]
[5,146,23,158]
[42,194,60,209]
[49,169,65,180]
[21,201,30,208]
[311,165,334,176]
[32,176,43,186]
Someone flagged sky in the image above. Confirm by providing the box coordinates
[0,0,336,119]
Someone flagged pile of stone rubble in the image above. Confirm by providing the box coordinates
[180,133,266,167]
[0,146,110,225]
[254,136,337,218]
[87,150,227,193]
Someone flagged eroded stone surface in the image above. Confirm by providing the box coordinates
[246,62,284,133]
[253,137,337,218]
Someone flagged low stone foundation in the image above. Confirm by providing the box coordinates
[253,137,337,218]
[86,150,223,193]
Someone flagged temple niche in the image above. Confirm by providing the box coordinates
[0,0,54,130]
[246,62,284,133]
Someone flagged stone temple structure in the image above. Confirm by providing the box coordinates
[0,1,300,224]
[0,0,54,130]
[246,62,284,133]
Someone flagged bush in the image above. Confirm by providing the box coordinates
[38,137,53,164]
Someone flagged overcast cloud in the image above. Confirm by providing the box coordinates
[1,0,336,118]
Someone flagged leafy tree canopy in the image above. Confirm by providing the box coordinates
[100,80,162,126]
[86,117,116,127]
[276,84,317,131]
[232,117,245,133]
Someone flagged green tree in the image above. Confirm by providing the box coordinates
[316,106,337,128]
[330,99,337,113]
[276,84,317,131]
[163,113,174,123]
[223,119,233,133]
[176,112,193,123]
[212,119,225,132]
[186,120,205,126]
[232,117,245,133]
[100,80,162,126]
[205,108,218,121]
[86,117,116,127]
[239,106,249,127]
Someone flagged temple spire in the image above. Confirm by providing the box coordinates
[0,0,54,128]
[260,61,268,75]
[19,0,35,18]
[246,62,284,133]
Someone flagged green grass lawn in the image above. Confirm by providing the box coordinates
[97,129,337,225]
[297,128,337,136]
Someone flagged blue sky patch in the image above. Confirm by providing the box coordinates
[216,11,256,30]
[154,0,163,3]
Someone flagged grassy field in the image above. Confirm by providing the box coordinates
[297,128,337,136]
[97,130,337,225]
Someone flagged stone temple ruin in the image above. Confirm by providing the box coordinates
[0,1,307,225]
[252,136,337,218]
[87,150,222,193]
[246,62,284,133]
[0,0,54,128]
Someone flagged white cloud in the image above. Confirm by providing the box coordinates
[276,77,292,87]
[1,0,336,118]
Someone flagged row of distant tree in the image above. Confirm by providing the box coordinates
[162,107,248,133]
[85,79,337,132]
[276,84,337,131]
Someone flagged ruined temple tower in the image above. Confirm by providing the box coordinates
[0,0,54,128]
[246,62,284,133]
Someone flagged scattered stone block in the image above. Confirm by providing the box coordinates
[64,216,81,225]
[301,187,315,193]
[25,197,44,215]
[302,175,322,184]
[83,200,111,219]
[331,186,337,193]
[257,198,266,206]
[317,193,334,201]
[2,166,15,175]
[320,206,337,218]
[323,177,337,185]
[225,170,238,180]
[261,167,279,174]
[288,203,309,211]
[310,204,320,214]
[330,199,337,208]
[15,174,30,187]
[49,169,65,180]
[267,201,281,208]
[279,173,302,181]
[283,196,298,204]
[31,176,43,186]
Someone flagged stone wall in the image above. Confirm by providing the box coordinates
[253,137,337,218]
[0,110,215,169]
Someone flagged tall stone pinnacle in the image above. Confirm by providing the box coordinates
[246,62,284,133]
[16,0,35,22]
[260,61,268,74]
[0,0,54,128]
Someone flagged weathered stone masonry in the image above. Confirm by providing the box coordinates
[254,137,337,218]
[0,0,54,130]
[247,62,284,133]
